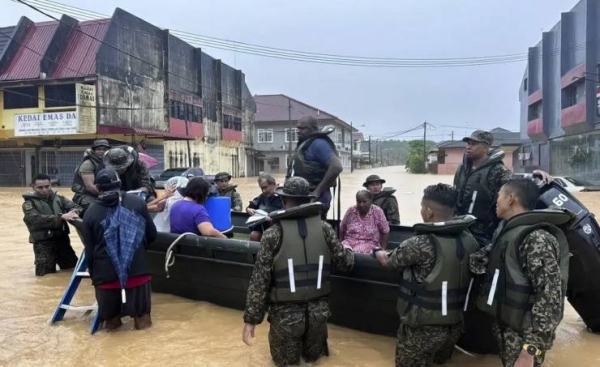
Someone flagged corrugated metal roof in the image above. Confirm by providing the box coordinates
[0,21,58,81]
[0,26,16,57]
[254,94,336,122]
[53,19,110,79]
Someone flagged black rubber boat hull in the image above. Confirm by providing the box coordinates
[73,183,600,347]
[146,227,406,336]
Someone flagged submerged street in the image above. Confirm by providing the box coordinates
[0,167,599,366]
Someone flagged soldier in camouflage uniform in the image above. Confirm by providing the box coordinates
[242,177,354,367]
[22,174,81,276]
[104,146,154,202]
[473,178,571,367]
[453,130,553,356]
[214,172,243,211]
[71,139,110,215]
[374,184,479,367]
[363,174,400,225]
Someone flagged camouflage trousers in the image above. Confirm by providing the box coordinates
[267,300,330,367]
[396,323,462,367]
[33,235,78,276]
[492,323,545,367]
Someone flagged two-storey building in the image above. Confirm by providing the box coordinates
[253,94,355,174]
[0,8,255,186]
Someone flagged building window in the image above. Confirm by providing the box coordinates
[44,84,76,108]
[285,128,298,143]
[336,130,343,144]
[528,101,542,121]
[223,114,242,131]
[562,83,582,109]
[258,129,273,143]
[170,100,202,123]
[3,86,39,109]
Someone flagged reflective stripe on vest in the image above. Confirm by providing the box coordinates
[270,215,331,303]
[477,210,570,332]
[397,230,479,327]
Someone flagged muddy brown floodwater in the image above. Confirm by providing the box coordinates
[1,167,599,366]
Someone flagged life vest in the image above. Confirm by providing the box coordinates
[22,191,69,243]
[477,209,571,332]
[286,131,338,190]
[71,149,104,195]
[219,185,238,202]
[398,215,480,327]
[373,188,397,221]
[454,149,505,235]
[269,202,331,303]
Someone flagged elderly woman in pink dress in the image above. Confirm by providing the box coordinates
[340,190,390,254]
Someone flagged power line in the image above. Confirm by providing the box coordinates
[19,0,600,68]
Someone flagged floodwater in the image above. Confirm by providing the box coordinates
[1,167,599,366]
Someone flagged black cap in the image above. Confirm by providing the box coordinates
[95,168,121,190]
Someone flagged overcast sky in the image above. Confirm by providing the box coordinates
[1,0,574,141]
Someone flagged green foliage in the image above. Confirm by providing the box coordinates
[407,154,426,173]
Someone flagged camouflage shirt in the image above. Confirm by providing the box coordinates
[375,195,400,225]
[219,186,243,212]
[470,229,564,350]
[22,193,81,232]
[243,221,355,325]
[385,234,436,282]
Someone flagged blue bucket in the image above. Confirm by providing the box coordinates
[205,196,233,232]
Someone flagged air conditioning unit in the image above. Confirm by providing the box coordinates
[280,145,286,150]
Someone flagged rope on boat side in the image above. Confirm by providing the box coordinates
[165,232,198,278]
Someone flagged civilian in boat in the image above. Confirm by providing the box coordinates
[246,173,283,241]
[286,115,343,220]
[151,177,188,232]
[170,177,226,238]
[82,168,157,331]
[363,174,400,225]
[373,184,479,367]
[339,190,390,253]
[214,172,243,212]
[146,181,178,212]
[242,177,354,367]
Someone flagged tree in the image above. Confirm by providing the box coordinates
[405,140,435,174]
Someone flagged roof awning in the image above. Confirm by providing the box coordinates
[98,125,194,140]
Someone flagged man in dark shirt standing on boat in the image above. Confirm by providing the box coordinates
[286,115,343,220]
[242,177,354,367]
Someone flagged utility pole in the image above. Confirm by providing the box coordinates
[368,135,371,167]
[350,121,354,173]
[287,98,292,165]
[451,131,454,141]
[423,121,427,171]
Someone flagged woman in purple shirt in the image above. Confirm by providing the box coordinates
[170,177,226,238]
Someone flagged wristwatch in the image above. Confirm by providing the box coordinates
[522,344,542,357]
[372,247,384,258]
